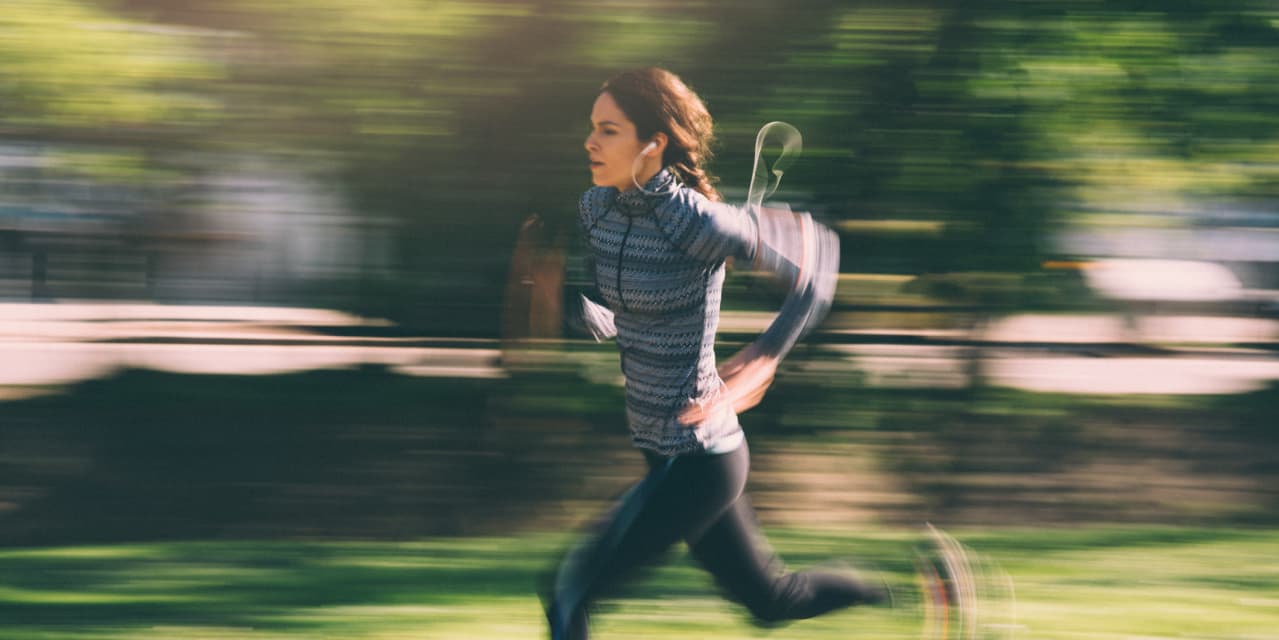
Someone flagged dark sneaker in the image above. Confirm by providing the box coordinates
[827,559,894,607]
[915,543,951,639]
[916,523,977,639]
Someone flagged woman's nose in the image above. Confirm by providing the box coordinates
[584,134,597,151]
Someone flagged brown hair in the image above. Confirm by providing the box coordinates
[601,67,720,201]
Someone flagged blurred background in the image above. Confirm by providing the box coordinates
[2,1,1278,638]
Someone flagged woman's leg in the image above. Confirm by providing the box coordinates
[545,447,749,640]
[687,449,886,624]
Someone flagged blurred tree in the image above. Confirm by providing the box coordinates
[7,0,1279,329]
[0,0,219,139]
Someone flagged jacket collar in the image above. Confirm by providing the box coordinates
[610,168,678,215]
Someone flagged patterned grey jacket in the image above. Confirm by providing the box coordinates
[577,169,839,456]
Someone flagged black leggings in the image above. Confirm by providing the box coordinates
[545,442,883,639]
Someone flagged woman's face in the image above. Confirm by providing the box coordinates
[585,92,651,191]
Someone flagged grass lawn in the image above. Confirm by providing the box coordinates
[0,527,1276,639]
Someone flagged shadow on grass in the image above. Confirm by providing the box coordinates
[0,365,624,546]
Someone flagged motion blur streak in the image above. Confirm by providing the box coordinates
[1,2,1277,639]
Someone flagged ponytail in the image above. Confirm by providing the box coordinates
[670,161,720,202]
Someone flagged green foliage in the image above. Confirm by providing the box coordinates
[0,0,219,129]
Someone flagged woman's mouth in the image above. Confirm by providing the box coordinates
[590,160,604,170]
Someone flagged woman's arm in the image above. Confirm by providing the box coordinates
[746,205,841,358]
[565,189,618,342]
[659,195,840,423]
[656,193,839,357]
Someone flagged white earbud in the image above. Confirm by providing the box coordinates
[631,140,662,193]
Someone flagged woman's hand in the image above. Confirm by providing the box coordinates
[678,344,779,426]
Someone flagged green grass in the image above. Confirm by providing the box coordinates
[0,527,1276,639]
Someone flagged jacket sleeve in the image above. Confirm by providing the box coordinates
[565,188,617,342]
[750,206,840,359]
[654,191,839,359]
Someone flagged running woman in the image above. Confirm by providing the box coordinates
[544,67,888,639]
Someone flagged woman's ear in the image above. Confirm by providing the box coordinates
[648,132,669,157]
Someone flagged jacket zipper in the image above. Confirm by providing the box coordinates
[616,216,634,312]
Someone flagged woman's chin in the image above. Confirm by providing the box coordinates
[589,175,620,189]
